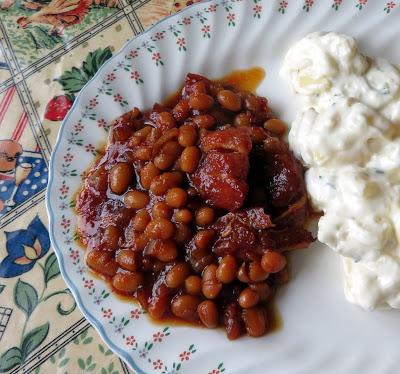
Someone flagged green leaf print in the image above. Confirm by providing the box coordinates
[20,323,49,360]
[56,47,112,99]
[0,347,22,372]
[0,285,4,294]
[82,48,112,78]
[78,358,85,369]
[27,26,62,50]
[14,279,38,317]
[44,253,60,285]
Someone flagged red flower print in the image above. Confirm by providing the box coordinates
[113,93,123,103]
[386,1,396,8]
[176,37,186,47]
[84,279,94,289]
[359,0,367,4]
[182,17,191,25]
[103,308,113,318]
[227,12,235,21]
[305,0,314,6]
[209,370,220,374]
[129,49,139,59]
[130,308,141,319]
[107,73,116,81]
[125,335,136,345]
[74,123,84,132]
[333,0,342,4]
[59,184,69,195]
[280,1,288,8]
[201,25,211,33]
[154,32,165,40]
[61,217,71,229]
[89,98,98,108]
[97,119,107,128]
[130,71,140,80]
[253,4,262,13]
[179,351,190,361]
[153,359,163,370]
[84,144,95,153]
[208,4,217,12]
[70,250,79,260]
[64,153,73,163]
[152,331,165,342]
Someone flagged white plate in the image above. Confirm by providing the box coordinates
[46,1,400,373]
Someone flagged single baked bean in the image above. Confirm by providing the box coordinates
[112,124,133,142]
[185,275,202,295]
[171,295,201,321]
[91,166,108,191]
[249,261,269,282]
[172,100,190,121]
[116,250,138,271]
[103,225,121,250]
[150,171,183,196]
[133,233,149,252]
[109,163,133,194]
[149,239,178,262]
[132,209,151,231]
[193,114,216,129]
[133,146,152,161]
[234,113,251,127]
[124,190,150,209]
[140,162,160,189]
[166,187,188,208]
[264,118,287,136]
[191,81,207,94]
[249,282,271,301]
[217,89,241,111]
[251,127,268,144]
[166,262,191,288]
[197,300,218,328]
[189,93,214,111]
[157,111,176,131]
[224,302,244,340]
[194,229,215,251]
[237,263,250,283]
[174,223,192,244]
[145,218,175,240]
[238,288,260,308]
[86,250,119,277]
[174,208,193,224]
[112,271,144,293]
[154,141,183,170]
[273,268,290,285]
[216,255,238,284]
[261,250,287,274]
[242,307,267,337]
[202,264,222,299]
[180,146,201,173]
[178,124,198,147]
[129,126,152,146]
[244,94,261,112]
[195,206,215,227]
[152,202,172,219]
[148,283,170,319]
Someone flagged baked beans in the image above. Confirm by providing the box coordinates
[76,72,313,340]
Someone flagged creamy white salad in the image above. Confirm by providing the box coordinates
[281,32,400,310]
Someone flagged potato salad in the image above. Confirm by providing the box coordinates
[281,32,400,310]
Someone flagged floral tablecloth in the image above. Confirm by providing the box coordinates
[0,1,199,372]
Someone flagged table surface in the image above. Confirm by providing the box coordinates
[0,1,199,373]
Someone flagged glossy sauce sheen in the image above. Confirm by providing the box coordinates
[77,67,312,339]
